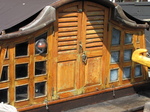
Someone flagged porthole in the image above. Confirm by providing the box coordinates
[35,33,47,54]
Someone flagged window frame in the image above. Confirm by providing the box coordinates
[108,24,146,86]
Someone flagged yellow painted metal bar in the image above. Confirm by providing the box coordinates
[132,49,150,67]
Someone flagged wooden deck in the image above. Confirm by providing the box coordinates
[64,92,150,112]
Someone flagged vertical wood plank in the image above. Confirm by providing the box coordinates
[9,44,15,105]
[28,37,34,105]
[47,25,54,100]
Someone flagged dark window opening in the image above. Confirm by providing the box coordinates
[35,33,47,54]
[0,88,8,103]
[16,85,28,101]
[5,47,9,59]
[0,66,8,82]
[35,82,46,97]
[35,61,46,75]
[15,42,28,57]
[16,63,28,79]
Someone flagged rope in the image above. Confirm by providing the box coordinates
[145,38,150,45]
[145,38,150,57]
[0,102,18,112]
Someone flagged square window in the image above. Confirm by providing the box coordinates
[111,28,121,46]
[16,85,28,101]
[35,61,46,75]
[124,49,132,61]
[125,33,132,44]
[110,69,118,82]
[111,51,120,63]
[0,66,8,82]
[16,63,28,79]
[0,88,8,103]
[15,42,28,57]
[35,82,46,97]
[135,65,142,77]
[123,67,131,79]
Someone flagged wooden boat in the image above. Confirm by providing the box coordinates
[0,0,150,111]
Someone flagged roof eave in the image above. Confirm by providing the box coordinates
[112,5,150,29]
[0,0,149,40]
[0,6,56,40]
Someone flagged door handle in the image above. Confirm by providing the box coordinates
[82,52,87,65]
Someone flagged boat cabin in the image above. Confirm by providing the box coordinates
[0,0,150,111]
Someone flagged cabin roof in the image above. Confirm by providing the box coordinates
[119,2,150,20]
[0,0,52,33]
[0,0,149,40]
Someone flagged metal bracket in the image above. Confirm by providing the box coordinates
[112,85,115,98]
[79,42,83,53]
[82,52,87,65]
[44,99,49,110]
[78,9,83,12]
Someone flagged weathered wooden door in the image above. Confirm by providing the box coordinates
[53,1,108,99]
[80,1,108,93]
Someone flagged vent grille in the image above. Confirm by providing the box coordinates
[57,6,78,54]
[85,6,104,51]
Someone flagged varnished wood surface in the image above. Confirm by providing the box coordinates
[0,1,148,111]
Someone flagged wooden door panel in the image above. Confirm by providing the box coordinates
[85,57,102,86]
[57,61,76,92]
[57,2,81,55]
[55,2,82,99]
[82,2,108,93]
[84,2,106,52]
[54,1,108,98]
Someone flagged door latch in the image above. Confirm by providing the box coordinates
[79,42,83,53]
[82,52,87,65]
